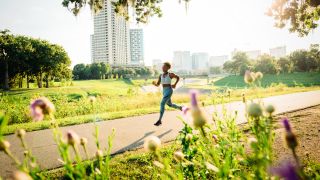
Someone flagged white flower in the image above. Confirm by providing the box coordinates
[247,103,263,117]
[174,151,184,161]
[144,136,161,152]
[153,161,164,169]
[205,162,219,172]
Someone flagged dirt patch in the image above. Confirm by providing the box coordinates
[273,105,320,164]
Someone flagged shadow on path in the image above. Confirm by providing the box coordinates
[114,129,172,154]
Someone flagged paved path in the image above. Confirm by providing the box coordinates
[1,90,320,177]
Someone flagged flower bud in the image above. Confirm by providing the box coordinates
[212,134,219,143]
[282,118,298,150]
[242,93,246,103]
[153,161,164,169]
[186,134,193,141]
[13,171,32,180]
[67,130,80,146]
[144,136,161,152]
[205,162,219,172]
[255,72,263,80]
[174,151,184,161]
[30,97,55,119]
[190,91,207,128]
[16,129,26,138]
[248,137,258,145]
[95,150,103,158]
[88,96,96,103]
[80,137,88,146]
[244,70,255,84]
[265,104,275,114]
[247,103,262,117]
[0,139,10,151]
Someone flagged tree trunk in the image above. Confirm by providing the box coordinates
[26,75,29,88]
[45,75,49,88]
[37,73,43,88]
[4,60,9,90]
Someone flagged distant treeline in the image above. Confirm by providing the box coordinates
[222,44,320,75]
[72,63,159,80]
[0,30,72,90]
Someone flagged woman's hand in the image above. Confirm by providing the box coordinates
[152,81,159,87]
[171,84,176,89]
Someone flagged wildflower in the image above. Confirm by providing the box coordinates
[247,103,263,117]
[144,136,161,152]
[88,96,96,103]
[66,130,80,146]
[242,93,246,103]
[0,139,10,151]
[248,137,258,145]
[270,161,300,180]
[186,134,193,141]
[174,151,184,161]
[153,161,164,169]
[95,149,103,158]
[227,89,231,97]
[80,137,88,146]
[265,104,275,114]
[282,118,298,150]
[94,168,102,175]
[16,129,26,138]
[244,70,255,84]
[12,171,32,180]
[212,134,219,143]
[30,97,55,121]
[205,162,219,172]
[190,91,207,128]
[255,72,263,80]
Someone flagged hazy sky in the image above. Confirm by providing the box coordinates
[1,0,319,66]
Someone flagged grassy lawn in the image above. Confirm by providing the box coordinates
[214,72,320,88]
[1,73,320,135]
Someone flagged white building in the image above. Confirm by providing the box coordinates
[91,0,130,65]
[269,46,286,58]
[130,29,144,65]
[209,55,229,67]
[192,52,209,74]
[173,51,192,72]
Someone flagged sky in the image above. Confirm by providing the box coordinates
[0,0,320,66]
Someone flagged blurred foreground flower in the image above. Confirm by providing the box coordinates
[174,151,184,161]
[270,161,300,180]
[265,104,275,115]
[88,96,96,103]
[205,162,219,172]
[13,170,32,180]
[95,149,103,158]
[244,70,255,84]
[190,91,207,128]
[67,130,80,146]
[16,129,26,138]
[30,97,55,121]
[282,118,298,150]
[0,139,10,151]
[182,106,190,115]
[144,136,161,152]
[247,103,263,117]
[255,72,263,80]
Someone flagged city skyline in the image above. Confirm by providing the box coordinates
[1,0,320,67]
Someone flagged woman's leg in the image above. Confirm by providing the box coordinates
[166,98,182,110]
[154,88,172,126]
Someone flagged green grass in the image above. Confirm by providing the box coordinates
[1,74,320,135]
[214,72,320,88]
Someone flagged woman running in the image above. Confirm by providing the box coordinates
[152,62,184,126]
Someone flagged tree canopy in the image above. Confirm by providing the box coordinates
[0,30,72,90]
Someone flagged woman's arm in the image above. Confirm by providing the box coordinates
[170,73,179,88]
[152,75,161,87]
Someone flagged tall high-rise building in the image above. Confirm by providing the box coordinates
[232,49,261,59]
[91,0,130,65]
[192,52,209,70]
[130,29,144,65]
[173,51,192,72]
[270,46,286,58]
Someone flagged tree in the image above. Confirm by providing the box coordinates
[73,64,86,80]
[254,54,279,74]
[289,50,318,72]
[209,66,222,74]
[267,0,320,36]
[0,29,14,90]
[277,57,293,73]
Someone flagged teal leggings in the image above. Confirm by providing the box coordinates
[158,87,182,121]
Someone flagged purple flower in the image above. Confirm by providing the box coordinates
[190,90,198,107]
[282,117,291,132]
[30,97,55,121]
[270,162,300,180]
